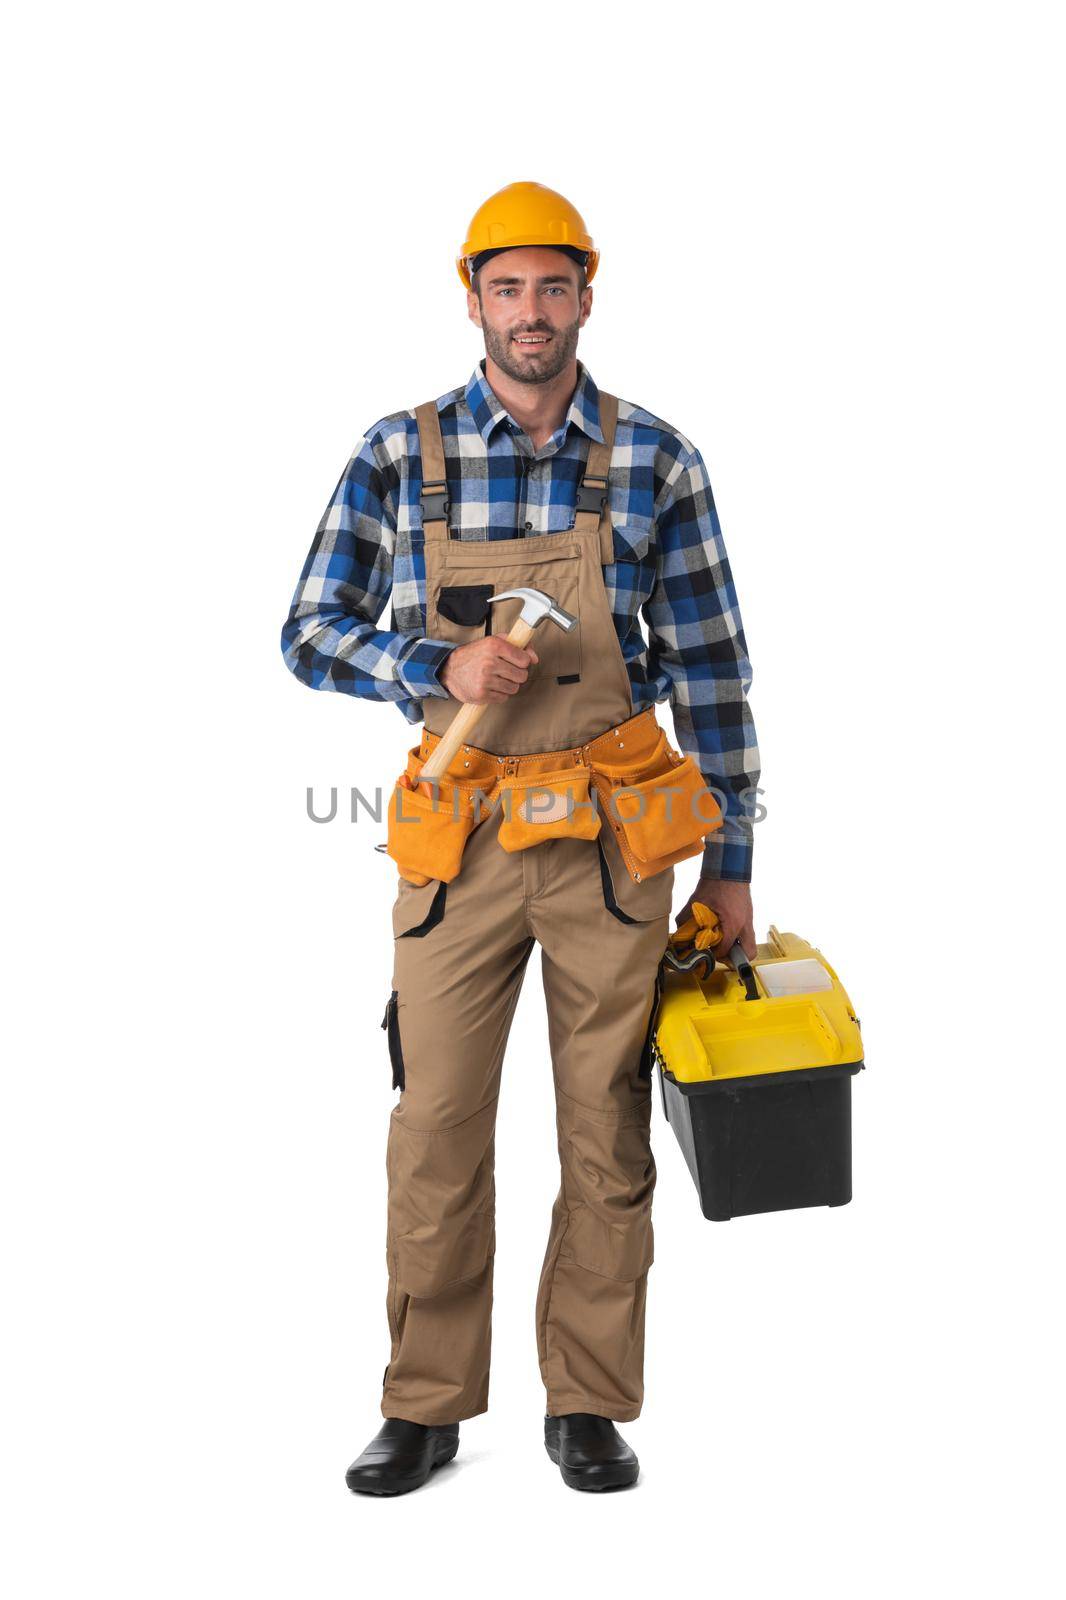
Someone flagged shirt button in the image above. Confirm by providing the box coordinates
[524,521,533,531]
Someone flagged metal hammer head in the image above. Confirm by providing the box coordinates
[488,586,577,633]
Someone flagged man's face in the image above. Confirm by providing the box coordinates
[467,246,592,385]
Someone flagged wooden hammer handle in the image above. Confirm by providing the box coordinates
[417,617,536,783]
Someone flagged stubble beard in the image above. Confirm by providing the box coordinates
[482,314,581,385]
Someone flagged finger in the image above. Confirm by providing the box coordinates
[491,659,532,685]
[492,657,538,686]
[493,639,538,667]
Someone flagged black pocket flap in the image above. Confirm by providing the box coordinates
[382,989,404,1090]
[437,584,495,628]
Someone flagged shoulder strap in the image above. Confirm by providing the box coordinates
[414,400,449,544]
[416,389,619,557]
[573,391,618,563]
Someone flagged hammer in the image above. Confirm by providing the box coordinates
[416,586,577,784]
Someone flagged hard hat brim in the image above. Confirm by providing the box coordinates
[457,243,599,289]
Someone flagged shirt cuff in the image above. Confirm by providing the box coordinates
[699,829,754,883]
[397,638,459,699]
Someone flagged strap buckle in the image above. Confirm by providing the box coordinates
[575,476,608,514]
[421,482,450,522]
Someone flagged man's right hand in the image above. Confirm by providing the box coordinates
[439,637,539,704]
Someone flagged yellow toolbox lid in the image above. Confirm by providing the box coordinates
[655,928,863,1084]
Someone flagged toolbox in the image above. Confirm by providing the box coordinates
[653,928,864,1221]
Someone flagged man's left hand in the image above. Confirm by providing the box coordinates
[676,877,756,960]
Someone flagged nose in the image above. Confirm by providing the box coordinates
[514,284,541,323]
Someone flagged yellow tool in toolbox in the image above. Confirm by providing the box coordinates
[653,909,864,1221]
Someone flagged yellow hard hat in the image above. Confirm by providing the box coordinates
[457,181,599,289]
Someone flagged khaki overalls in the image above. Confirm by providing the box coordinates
[380,392,720,1424]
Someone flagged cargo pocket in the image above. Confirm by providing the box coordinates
[497,766,601,852]
[381,990,405,1090]
[392,875,448,939]
[386,772,479,884]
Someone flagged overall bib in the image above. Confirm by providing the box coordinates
[381,392,716,1424]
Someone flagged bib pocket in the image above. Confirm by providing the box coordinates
[436,583,495,633]
[426,538,583,684]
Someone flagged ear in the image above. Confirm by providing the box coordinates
[467,289,483,329]
[578,284,593,329]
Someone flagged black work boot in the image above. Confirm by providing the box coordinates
[544,1412,639,1491]
[345,1419,460,1496]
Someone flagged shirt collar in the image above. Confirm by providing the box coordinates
[463,358,604,446]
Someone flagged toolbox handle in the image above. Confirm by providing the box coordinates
[728,941,761,1001]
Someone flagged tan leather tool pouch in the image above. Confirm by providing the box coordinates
[496,765,601,852]
[386,772,480,885]
[593,739,722,866]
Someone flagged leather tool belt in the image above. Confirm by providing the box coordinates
[386,708,723,887]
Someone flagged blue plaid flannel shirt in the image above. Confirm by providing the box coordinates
[281,359,761,880]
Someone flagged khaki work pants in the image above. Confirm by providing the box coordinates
[382,800,673,1424]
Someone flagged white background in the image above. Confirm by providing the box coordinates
[3,2,1063,1595]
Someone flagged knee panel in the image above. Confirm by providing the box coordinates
[555,1092,655,1281]
[387,1099,497,1298]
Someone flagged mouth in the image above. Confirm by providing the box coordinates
[512,334,552,349]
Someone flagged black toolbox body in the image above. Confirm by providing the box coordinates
[653,928,864,1221]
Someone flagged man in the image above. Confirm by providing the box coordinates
[281,181,760,1494]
